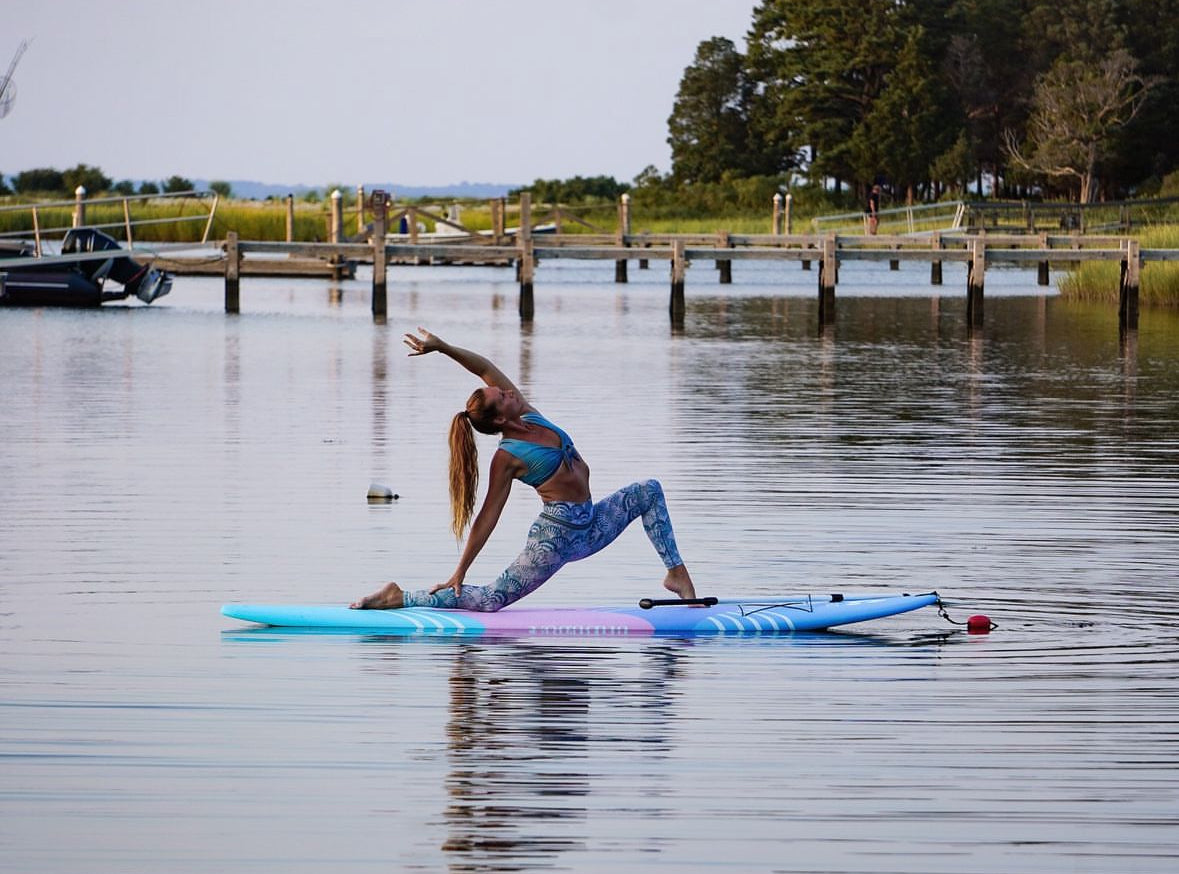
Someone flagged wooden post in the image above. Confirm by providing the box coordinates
[890,246,900,270]
[670,239,686,325]
[123,198,134,247]
[930,232,943,285]
[492,198,505,240]
[357,185,366,234]
[371,190,388,319]
[785,193,793,234]
[818,234,837,325]
[1119,238,1140,332]
[772,193,783,235]
[31,205,42,256]
[717,231,732,284]
[615,193,630,283]
[1037,232,1050,286]
[225,231,240,313]
[285,194,295,242]
[329,189,343,244]
[967,237,985,327]
[518,193,534,320]
[73,186,86,227]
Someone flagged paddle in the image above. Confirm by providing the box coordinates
[638,592,932,610]
[638,597,720,609]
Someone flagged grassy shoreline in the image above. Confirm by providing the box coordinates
[1057,226,1179,307]
[4,194,1177,306]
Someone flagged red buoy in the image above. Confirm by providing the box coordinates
[966,614,993,634]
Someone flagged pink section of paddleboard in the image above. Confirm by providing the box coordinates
[472,607,654,635]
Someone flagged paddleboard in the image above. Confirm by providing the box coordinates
[221,591,941,636]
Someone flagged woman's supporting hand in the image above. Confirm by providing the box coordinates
[429,571,465,599]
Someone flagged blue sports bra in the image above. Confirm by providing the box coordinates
[498,412,581,487]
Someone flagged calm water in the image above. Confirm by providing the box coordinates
[3,259,1178,873]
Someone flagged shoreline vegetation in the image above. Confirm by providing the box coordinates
[2,190,1177,306]
[1056,226,1179,307]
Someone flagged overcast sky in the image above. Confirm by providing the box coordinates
[3,0,755,189]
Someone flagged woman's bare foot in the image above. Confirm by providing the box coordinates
[350,581,405,610]
[662,565,697,601]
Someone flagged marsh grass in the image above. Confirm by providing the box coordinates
[1057,226,1179,306]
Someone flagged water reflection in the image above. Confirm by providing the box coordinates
[435,641,687,871]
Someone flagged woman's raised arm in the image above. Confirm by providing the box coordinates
[404,327,526,399]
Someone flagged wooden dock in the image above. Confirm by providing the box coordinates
[214,220,1171,335]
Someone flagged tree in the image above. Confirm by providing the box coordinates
[111,180,136,195]
[930,131,976,196]
[209,180,233,198]
[746,0,914,189]
[667,37,772,184]
[1005,48,1157,201]
[13,167,65,194]
[162,175,194,194]
[851,28,952,202]
[62,164,111,195]
[138,181,160,195]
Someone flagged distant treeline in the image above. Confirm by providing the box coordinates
[7,1,1177,214]
[660,0,1176,206]
[515,0,1178,211]
[0,165,211,198]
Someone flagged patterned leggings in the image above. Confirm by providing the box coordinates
[403,479,684,612]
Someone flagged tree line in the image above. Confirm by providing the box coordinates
[515,0,1176,212]
[0,164,224,198]
[664,0,1176,206]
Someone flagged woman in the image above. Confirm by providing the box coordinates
[351,328,696,611]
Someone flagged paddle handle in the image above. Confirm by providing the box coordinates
[639,597,719,609]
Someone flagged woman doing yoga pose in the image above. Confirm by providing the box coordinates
[351,328,696,611]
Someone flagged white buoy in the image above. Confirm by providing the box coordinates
[367,483,398,502]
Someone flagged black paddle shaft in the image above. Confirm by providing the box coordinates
[638,597,719,609]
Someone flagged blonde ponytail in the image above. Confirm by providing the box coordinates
[448,411,479,540]
[447,389,501,541]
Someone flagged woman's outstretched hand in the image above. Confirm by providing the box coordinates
[404,327,442,356]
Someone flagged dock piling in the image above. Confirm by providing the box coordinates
[670,239,686,325]
[518,194,534,321]
[225,231,240,313]
[615,194,630,283]
[371,190,388,318]
[1119,239,1140,332]
[931,233,943,285]
[967,238,985,327]
[818,234,837,325]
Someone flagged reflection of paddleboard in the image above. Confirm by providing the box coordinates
[221,592,941,636]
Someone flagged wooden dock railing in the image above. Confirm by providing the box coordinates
[212,215,1172,335]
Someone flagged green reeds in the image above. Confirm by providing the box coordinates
[1057,226,1179,307]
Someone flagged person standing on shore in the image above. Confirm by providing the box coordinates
[866,184,881,235]
[351,328,697,612]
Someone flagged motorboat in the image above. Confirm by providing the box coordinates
[0,228,172,307]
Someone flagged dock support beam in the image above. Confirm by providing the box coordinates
[615,194,629,283]
[670,239,686,326]
[818,234,837,326]
[967,238,985,327]
[1119,239,1140,332]
[518,193,534,321]
[717,231,732,284]
[1037,233,1050,285]
[225,231,240,313]
[930,233,943,285]
[371,191,388,319]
